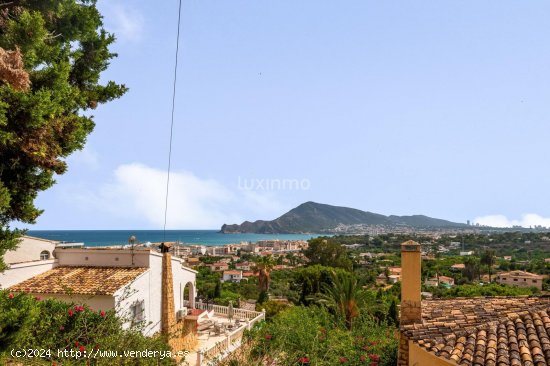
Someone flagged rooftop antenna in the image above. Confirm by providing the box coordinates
[129,235,137,265]
[163,0,183,242]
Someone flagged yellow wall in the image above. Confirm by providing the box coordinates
[409,341,456,366]
[401,245,421,304]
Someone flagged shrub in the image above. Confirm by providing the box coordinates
[242,306,398,366]
[0,290,175,365]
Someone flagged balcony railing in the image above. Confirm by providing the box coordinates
[182,300,265,365]
[185,300,263,320]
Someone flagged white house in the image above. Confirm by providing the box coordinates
[9,246,197,336]
[4,235,59,264]
[235,262,251,271]
[0,236,63,289]
[222,270,243,283]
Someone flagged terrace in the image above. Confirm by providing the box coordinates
[183,300,265,365]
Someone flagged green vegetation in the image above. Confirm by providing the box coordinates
[226,306,397,366]
[304,238,352,270]
[426,283,538,298]
[0,0,127,270]
[0,291,173,365]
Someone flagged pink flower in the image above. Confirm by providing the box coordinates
[265,334,272,340]
[68,309,74,317]
[8,293,14,299]
[34,296,41,301]
[79,345,85,352]
[74,305,84,312]
[360,355,367,362]
[100,310,106,317]
[369,354,380,362]
[59,326,65,331]
[299,357,310,363]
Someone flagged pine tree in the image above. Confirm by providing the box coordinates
[387,298,398,325]
[213,280,221,299]
[0,0,127,270]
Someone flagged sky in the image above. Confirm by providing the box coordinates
[25,0,550,230]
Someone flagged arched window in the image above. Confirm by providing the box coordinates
[40,250,50,260]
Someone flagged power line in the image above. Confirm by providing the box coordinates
[163,0,183,241]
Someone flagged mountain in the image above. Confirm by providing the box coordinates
[220,201,467,234]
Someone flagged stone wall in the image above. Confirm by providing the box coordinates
[398,333,410,366]
[400,300,421,324]
[161,252,176,335]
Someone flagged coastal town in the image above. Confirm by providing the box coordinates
[1,0,549,365]
[3,231,550,365]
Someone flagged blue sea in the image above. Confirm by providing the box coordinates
[27,230,319,247]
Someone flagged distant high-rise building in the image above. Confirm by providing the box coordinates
[466,220,471,226]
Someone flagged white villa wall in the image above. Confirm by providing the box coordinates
[4,236,57,264]
[114,270,156,334]
[0,259,57,289]
[56,248,151,268]
[112,253,196,336]
[172,256,197,311]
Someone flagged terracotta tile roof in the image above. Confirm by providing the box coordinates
[223,270,242,276]
[497,271,544,279]
[9,266,148,295]
[402,296,550,365]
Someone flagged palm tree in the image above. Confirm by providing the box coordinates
[313,271,361,330]
[480,248,496,282]
[253,255,276,293]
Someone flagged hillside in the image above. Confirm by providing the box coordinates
[220,201,466,234]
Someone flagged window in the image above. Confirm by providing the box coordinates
[513,278,518,281]
[502,278,506,281]
[533,280,538,283]
[40,251,50,260]
[131,300,145,322]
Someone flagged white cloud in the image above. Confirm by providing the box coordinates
[73,163,286,229]
[102,3,144,43]
[474,214,550,228]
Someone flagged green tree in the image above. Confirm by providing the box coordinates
[463,257,481,282]
[295,265,348,305]
[480,248,496,282]
[312,271,362,330]
[387,298,398,326]
[304,238,352,270]
[0,0,127,270]
[213,280,222,299]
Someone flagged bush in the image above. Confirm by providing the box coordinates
[0,290,175,365]
[243,306,397,366]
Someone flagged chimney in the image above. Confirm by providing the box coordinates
[398,240,422,366]
[400,240,422,324]
[161,243,176,335]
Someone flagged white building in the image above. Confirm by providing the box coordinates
[235,262,251,271]
[222,270,243,283]
[4,235,59,264]
[0,236,65,289]
[9,247,197,336]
